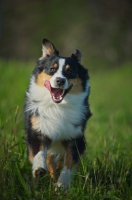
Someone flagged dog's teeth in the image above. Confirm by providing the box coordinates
[52,90,65,102]
[52,95,63,102]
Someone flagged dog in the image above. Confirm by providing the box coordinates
[24,38,91,188]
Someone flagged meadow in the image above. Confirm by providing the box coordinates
[0,60,132,200]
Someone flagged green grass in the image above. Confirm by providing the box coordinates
[0,60,132,200]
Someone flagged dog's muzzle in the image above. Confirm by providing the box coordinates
[44,80,73,103]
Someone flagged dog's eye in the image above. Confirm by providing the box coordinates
[50,67,56,73]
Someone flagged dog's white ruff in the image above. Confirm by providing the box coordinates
[26,79,89,143]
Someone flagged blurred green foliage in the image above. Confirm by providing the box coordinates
[1,0,132,66]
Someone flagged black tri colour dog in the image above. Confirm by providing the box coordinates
[24,38,91,188]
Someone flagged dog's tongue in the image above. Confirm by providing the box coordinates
[51,88,63,97]
[44,80,63,98]
[44,80,51,91]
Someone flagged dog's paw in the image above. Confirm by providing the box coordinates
[55,181,68,188]
[32,150,47,178]
[54,182,68,195]
[33,167,47,178]
[55,166,71,189]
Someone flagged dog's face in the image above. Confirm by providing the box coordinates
[34,38,89,103]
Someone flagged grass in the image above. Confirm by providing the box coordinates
[0,59,132,200]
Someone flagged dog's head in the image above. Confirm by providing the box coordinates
[34,38,89,103]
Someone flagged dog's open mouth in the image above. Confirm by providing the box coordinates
[44,80,72,103]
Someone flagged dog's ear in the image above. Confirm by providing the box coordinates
[41,38,59,58]
[71,49,82,63]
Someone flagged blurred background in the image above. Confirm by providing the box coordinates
[0,2,132,198]
[1,0,132,67]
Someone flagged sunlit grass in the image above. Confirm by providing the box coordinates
[0,60,132,199]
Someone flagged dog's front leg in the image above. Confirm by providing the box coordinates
[56,141,73,188]
[32,148,48,178]
[27,133,51,179]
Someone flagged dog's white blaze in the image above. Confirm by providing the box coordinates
[32,149,47,177]
[50,58,69,89]
[56,58,65,76]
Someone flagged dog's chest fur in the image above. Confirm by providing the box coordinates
[26,78,88,142]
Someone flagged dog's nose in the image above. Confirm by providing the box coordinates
[56,77,66,86]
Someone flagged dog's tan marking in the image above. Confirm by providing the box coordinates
[65,64,70,70]
[28,144,45,163]
[36,71,52,86]
[30,116,39,130]
[69,77,83,94]
[62,141,73,170]
[46,155,56,179]
[56,158,63,170]
[53,63,58,69]
[28,146,34,163]
[65,148,72,169]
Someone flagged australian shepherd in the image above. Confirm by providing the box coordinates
[24,38,91,188]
